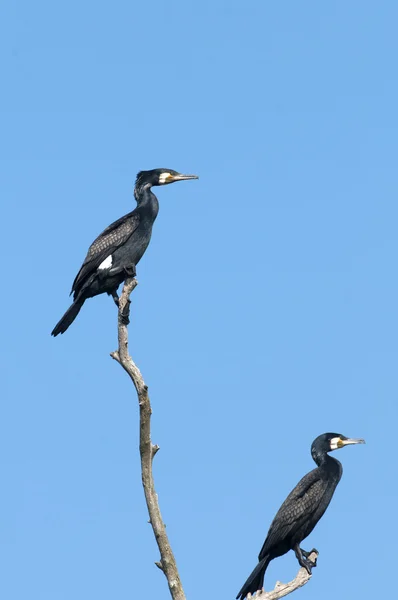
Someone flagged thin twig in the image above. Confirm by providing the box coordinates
[110,278,186,600]
[249,551,319,600]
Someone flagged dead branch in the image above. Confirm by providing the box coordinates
[109,278,317,600]
[249,551,319,600]
[110,278,185,600]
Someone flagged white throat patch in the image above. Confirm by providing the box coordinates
[98,255,113,270]
[158,172,171,184]
[330,437,341,450]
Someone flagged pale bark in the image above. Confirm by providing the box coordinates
[110,278,318,600]
[110,278,185,600]
[250,551,319,600]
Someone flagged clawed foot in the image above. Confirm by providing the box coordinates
[120,298,131,325]
[295,545,318,574]
[303,560,315,575]
[124,264,136,277]
[301,548,318,562]
[301,553,317,574]
[298,556,315,575]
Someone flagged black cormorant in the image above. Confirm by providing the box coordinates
[236,433,365,600]
[51,168,198,336]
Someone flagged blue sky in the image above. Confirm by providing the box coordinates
[1,1,397,599]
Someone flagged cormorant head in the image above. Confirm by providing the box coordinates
[135,168,199,188]
[311,432,365,459]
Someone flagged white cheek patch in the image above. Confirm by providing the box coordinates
[159,172,171,184]
[98,255,113,270]
[330,437,341,450]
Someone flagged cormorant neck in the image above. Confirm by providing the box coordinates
[312,449,339,469]
[134,183,159,211]
[134,182,150,203]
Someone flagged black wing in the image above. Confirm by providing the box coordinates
[259,469,327,560]
[72,210,140,294]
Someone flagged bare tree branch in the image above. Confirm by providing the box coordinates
[110,278,186,600]
[109,278,317,600]
[250,551,319,600]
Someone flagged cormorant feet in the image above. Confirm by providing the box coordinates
[120,298,131,326]
[294,544,317,574]
[301,548,318,562]
[301,554,317,574]
[124,264,136,278]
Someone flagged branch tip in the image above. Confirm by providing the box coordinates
[253,550,319,600]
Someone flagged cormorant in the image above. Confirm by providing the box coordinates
[236,433,365,600]
[51,168,198,336]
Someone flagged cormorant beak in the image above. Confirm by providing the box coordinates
[340,437,366,447]
[170,173,199,182]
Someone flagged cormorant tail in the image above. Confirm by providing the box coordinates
[236,555,270,600]
[51,297,85,336]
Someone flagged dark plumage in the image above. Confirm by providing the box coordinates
[236,433,365,600]
[51,168,198,336]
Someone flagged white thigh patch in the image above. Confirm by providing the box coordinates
[98,255,113,270]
